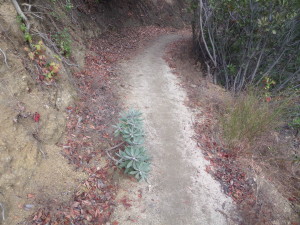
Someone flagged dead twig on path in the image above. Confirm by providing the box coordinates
[106,141,125,152]
[105,141,125,163]
[0,203,5,221]
[0,48,9,68]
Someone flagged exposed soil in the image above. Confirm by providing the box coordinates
[0,2,85,224]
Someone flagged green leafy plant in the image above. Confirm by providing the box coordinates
[16,15,32,43]
[44,62,61,79]
[25,41,61,81]
[24,32,32,43]
[65,0,73,10]
[112,109,151,181]
[289,117,300,130]
[53,29,72,57]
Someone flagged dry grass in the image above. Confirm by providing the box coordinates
[221,92,286,148]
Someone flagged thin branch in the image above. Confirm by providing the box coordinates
[249,43,266,83]
[24,12,44,20]
[105,141,125,164]
[198,0,217,67]
[106,150,119,163]
[257,50,286,85]
[0,203,5,221]
[62,57,79,67]
[0,48,9,68]
[275,67,300,92]
[106,141,125,152]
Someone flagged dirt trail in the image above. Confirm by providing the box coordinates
[112,34,236,224]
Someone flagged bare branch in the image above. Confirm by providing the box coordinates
[105,142,125,164]
[198,0,217,67]
[106,141,125,152]
[249,43,266,83]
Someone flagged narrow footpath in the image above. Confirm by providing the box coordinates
[112,34,235,225]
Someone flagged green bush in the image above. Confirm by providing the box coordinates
[65,0,73,10]
[193,0,300,92]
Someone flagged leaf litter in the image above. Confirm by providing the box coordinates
[28,26,177,224]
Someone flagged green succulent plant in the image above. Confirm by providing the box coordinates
[117,146,150,181]
[113,109,151,181]
[114,109,144,145]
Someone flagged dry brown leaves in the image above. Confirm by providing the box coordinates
[28,26,178,225]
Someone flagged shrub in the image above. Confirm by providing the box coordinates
[288,103,300,132]
[193,0,300,92]
[221,92,285,146]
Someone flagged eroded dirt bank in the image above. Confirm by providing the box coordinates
[0,0,190,223]
[111,34,238,224]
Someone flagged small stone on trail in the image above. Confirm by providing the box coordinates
[24,204,35,210]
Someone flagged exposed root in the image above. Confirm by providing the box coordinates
[0,48,9,68]
[11,0,31,32]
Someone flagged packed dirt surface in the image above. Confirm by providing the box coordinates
[111,34,237,224]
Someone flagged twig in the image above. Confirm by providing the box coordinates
[106,150,119,163]
[62,57,79,67]
[0,203,5,221]
[24,12,44,20]
[105,141,125,163]
[106,141,125,152]
[32,132,46,159]
[0,48,9,68]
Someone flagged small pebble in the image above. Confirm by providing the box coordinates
[24,204,34,210]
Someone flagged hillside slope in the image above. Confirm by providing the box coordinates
[0,0,188,224]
